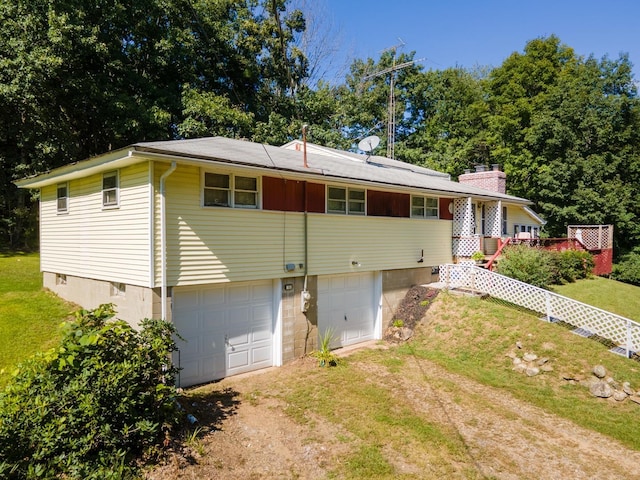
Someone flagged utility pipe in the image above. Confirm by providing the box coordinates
[160,161,177,320]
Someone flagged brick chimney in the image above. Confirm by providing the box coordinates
[458,164,506,194]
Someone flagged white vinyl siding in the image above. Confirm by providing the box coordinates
[507,205,543,238]
[40,162,152,286]
[308,215,452,275]
[155,164,452,287]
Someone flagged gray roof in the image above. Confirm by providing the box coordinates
[133,136,530,204]
[16,135,531,204]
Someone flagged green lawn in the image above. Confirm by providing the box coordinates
[553,276,640,322]
[0,253,74,386]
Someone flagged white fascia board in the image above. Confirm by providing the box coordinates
[15,148,140,189]
[523,205,546,225]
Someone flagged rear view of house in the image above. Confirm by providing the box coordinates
[17,136,542,386]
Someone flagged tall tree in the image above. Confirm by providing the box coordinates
[399,67,490,175]
[0,0,309,248]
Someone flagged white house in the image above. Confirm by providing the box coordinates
[17,136,542,386]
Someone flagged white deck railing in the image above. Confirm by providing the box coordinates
[439,264,640,358]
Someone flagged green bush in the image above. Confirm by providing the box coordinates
[611,252,640,286]
[0,305,180,479]
[496,245,594,288]
[551,249,595,284]
[496,244,554,288]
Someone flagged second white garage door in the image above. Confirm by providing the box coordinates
[172,281,275,387]
[318,272,377,349]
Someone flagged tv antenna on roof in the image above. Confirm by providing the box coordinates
[362,39,423,159]
[357,135,381,161]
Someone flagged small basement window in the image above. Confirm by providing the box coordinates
[57,183,69,213]
[110,282,126,297]
[411,196,438,219]
[102,171,119,207]
[56,274,67,285]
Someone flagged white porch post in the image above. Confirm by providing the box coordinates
[452,197,476,258]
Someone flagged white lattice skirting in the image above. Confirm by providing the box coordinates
[439,264,640,357]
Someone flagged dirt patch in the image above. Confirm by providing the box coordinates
[147,351,640,479]
[384,286,438,341]
[146,294,640,479]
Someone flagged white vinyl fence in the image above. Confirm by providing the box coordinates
[439,264,640,358]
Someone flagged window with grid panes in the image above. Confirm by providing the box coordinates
[102,171,119,207]
[411,196,438,219]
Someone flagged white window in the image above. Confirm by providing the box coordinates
[234,175,258,208]
[102,171,119,207]
[327,186,365,215]
[411,196,438,219]
[203,172,258,208]
[327,186,346,213]
[348,189,365,215]
[57,183,68,213]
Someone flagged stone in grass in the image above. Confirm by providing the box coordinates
[590,381,613,398]
[613,390,628,402]
[592,365,607,379]
[622,382,635,396]
[525,367,540,377]
[523,353,538,362]
[540,364,554,373]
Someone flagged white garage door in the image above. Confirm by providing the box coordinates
[172,281,274,387]
[318,272,376,349]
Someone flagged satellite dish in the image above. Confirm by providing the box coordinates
[358,135,380,154]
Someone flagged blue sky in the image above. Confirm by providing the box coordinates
[320,0,640,82]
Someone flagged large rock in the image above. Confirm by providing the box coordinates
[593,365,607,379]
[590,380,613,398]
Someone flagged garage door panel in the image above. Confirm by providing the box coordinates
[318,272,375,349]
[201,287,225,306]
[227,349,249,371]
[251,345,272,364]
[173,280,275,386]
[228,284,251,303]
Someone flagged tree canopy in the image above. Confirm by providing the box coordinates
[1,1,639,255]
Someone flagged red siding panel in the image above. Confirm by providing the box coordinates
[306,182,325,213]
[440,198,453,220]
[367,191,410,217]
[262,177,325,213]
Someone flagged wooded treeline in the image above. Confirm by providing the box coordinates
[1,0,639,256]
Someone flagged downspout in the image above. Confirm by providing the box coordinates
[160,162,177,320]
[301,125,310,312]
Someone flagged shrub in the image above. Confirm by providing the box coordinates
[611,252,640,286]
[496,244,554,288]
[551,249,595,284]
[0,305,180,479]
